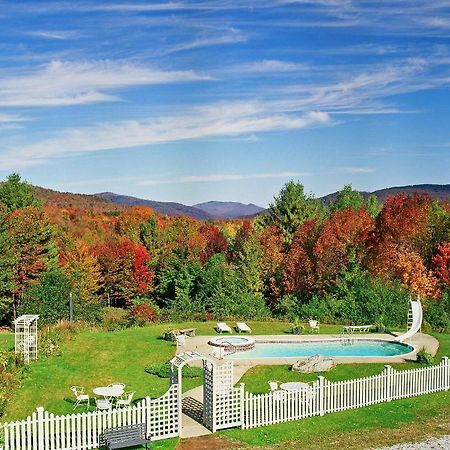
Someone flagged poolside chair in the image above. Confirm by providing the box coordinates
[116,391,135,408]
[175,334,186,347]
[216,322,232,333]
[309,319,320,334]
[268,381,279,391]
[95,398,112,411]
[70,386,90,410]
[236,322,252,333]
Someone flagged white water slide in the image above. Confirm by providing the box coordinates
[394,298,423,343]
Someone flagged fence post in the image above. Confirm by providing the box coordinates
[384,365,392,401]
[240,383,245,429]
[317,376,325,416]
[443,357,449,391]
[37,407,45,450]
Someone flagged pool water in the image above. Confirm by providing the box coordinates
[216,337,251,344]
[225,339,414,359]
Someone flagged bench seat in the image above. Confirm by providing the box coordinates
[101,423,151,449]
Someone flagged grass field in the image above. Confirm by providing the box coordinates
[2,322,448,450]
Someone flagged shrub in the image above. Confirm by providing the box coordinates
[102,307,130,331]
[130,302,158,326]
[290,318,304,335]
[161,328,177,341]
[274,295,300,321]
[424,291,450,332]
[144,362,202,378]
[416,347,434,365]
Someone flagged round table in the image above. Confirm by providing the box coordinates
[93,386,124,399]
[280,382,309,391]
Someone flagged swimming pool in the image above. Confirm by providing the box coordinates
[225,339,414,359]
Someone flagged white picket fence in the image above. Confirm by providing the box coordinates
[1,384,179,450]
[242,357,450,429]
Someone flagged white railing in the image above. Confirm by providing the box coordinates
[242,357,450,429]
[1,384,179,450]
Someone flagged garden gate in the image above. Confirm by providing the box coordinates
[169,351,243,433]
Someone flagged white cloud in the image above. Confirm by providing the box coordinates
[0,113,28,123]
[237,60,306,73]
[27,30,80,40]
[0,60,210,107]
[140,171,311,185]
[339,167,376,174]
[0,105,331,169]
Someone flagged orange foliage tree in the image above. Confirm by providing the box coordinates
[433,242,450,286]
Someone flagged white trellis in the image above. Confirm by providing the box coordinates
[13,315,38,364]
[169,351,240,432]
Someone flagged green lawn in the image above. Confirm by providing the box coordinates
[222,332,450,449]
[4,321,447,450]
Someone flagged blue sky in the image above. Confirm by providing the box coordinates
[0,1,450,206]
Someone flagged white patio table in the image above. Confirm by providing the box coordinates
[280,382,309,391]
[93,386,124,400]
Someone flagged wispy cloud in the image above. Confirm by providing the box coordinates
[236,60,306,73]
[140,171,311,185]
[0,106,331,169]
[26,30,80,40]
[339,167,376,174]
[0,60,210,107]
[0,113,28,123]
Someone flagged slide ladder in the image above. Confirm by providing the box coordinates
[394,298,423,343]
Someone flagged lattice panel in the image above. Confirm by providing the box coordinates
[203,360,215,430]
[147,384,180,440]
[214,386,242,430]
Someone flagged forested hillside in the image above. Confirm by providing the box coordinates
[1,175,449,330]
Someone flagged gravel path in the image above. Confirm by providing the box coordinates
[378,436,450,449]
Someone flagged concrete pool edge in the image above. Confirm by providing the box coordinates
[180,332,439,367]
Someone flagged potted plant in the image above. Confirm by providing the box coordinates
[291,317,304,335]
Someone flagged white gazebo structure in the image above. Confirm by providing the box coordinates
[13,315,39,364]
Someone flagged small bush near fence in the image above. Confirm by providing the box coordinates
[145,361,202,378]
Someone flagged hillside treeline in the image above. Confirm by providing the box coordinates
[1,174,449,330]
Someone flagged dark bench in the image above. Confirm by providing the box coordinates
[100,423,151,449]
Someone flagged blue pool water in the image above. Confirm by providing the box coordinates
[225,339,414,359]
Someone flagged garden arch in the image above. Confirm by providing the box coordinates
[169,351,242,432]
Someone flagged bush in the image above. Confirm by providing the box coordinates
[102,307,130,331]
[416,347,434,365]
[290,318,304,335]
[274,295,301,321]
[130,302,158,326]
[424,291,450,332]
[144,362,202,378]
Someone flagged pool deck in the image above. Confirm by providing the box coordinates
[180,332,439,367]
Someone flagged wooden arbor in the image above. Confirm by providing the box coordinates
[13,314,39,364]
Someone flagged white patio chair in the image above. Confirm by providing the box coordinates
[116,391,135,408]
[236,322,252,333]
[70,386,90,410]
[175,334,186,347]
[309,319,320,334]
[268,380,279,391]
[216,322,232,333]
[95,398,112,411]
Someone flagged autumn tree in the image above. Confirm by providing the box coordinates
[314,207,374,290]
[433,243,450,287]
[94,238,153,307]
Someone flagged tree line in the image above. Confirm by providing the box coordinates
[0,174,449,330]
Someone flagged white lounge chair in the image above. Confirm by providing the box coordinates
[116,391,135,408]
[70,386,90,410]
[216,322,232,333]
[309,320,320,334]
[236,322,252,333]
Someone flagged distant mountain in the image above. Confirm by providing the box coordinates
[193,201,265,219]
[34,186,125,212]
[95,192,214,221]
[321,184,450,204]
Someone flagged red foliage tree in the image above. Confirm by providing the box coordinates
[314,207,374,289]
[283,219,322,295]
[94,238,153,306]
[433,242,450,286]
